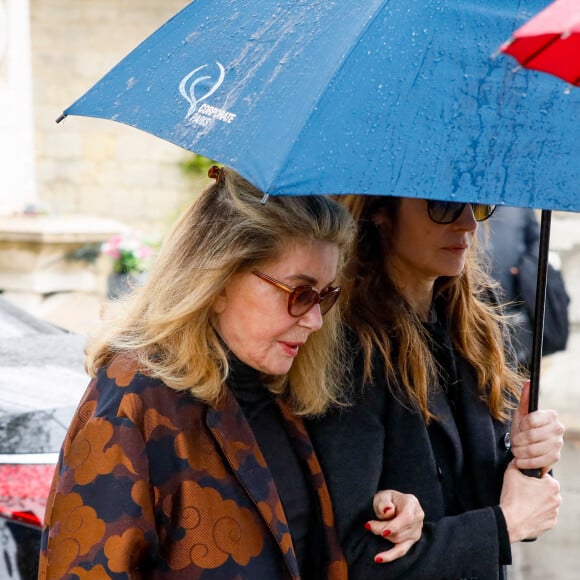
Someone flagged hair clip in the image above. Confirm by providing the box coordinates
[208,165,225,184]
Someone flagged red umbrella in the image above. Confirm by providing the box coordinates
[500,0,578,482]
[500,0,580,86]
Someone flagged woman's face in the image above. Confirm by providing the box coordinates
[382,197,477,287]
[212,240,340,376]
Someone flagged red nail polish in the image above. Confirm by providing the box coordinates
[364,522,371,531]
[382,529,391,537]
[383,506,392,514]
[374,556,383,563]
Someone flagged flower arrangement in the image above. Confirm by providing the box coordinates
[101,232,156,274]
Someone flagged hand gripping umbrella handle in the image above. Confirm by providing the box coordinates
[520,468,542,477]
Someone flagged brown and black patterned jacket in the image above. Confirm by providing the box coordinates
[39,354,347,579]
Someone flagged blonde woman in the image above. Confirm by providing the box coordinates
[39,170,423,579]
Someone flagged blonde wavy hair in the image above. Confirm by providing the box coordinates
[85,168,355,416]
[338,194,523,422]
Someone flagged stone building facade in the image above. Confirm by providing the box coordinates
[29,0,200,229]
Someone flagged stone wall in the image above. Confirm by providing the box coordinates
[0,1,210,333]
[0,213,131,333]
[0,0,37,210]
[29,0,207,233]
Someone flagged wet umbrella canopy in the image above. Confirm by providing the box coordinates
[58,0,579,435]
[59,0,579,211]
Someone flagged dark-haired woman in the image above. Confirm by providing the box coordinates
[309,196,564,579]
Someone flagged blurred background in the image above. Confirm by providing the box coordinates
[0,0,203,333]
[0,1,578,578]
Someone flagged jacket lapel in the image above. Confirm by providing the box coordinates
[426,308,464,478]
[452,358,507,505]
[428,386,464,477]
[277,400,348,580]
[206,390,347,580]
[206,390,299,579]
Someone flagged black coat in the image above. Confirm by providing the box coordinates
[308,329,514,580]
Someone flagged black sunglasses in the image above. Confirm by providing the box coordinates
[427,200,496,224]
[252,270,341,317]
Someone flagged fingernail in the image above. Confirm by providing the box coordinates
[374,556,383,563]
[382,529,391,537]
[364,522,371,531]
[383,506,392,514]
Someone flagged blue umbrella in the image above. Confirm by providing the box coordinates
[59,0,577,442]
[58,0,579,211]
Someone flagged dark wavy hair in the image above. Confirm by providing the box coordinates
[337,194,522,422]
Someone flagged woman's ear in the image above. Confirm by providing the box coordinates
[212,288,228,314]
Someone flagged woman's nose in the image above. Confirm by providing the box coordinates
[298,303,324,332]
[455,204,478,231]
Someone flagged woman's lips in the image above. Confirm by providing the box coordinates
[279,342,303,357]
[444,244,468,254]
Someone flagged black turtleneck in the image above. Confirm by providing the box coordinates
[226,356,322,579]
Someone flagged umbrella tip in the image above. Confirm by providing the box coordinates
[55,113,66,124]
[260,193,270,205]
[495,38,514,58]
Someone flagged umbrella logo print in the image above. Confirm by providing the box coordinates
[179,63,236,127]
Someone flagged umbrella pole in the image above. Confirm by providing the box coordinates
[528,209,551,411]
[521,208,552,480]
